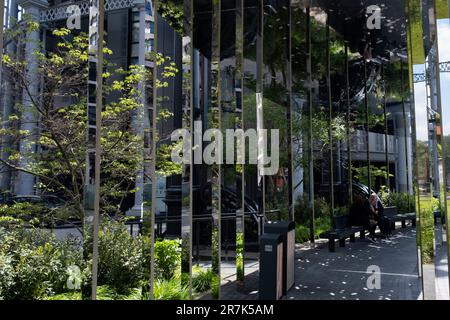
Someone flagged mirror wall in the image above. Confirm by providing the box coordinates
[3,0,450,301]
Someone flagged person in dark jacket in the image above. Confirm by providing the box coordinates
[350,194,377,242]
[369,193,391,237]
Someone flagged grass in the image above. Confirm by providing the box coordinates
[44,286,142,300]
[154,277,189,300]
[192,268,213,293]
[436,0,449,19]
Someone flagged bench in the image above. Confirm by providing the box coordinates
[319,215,364,252]
[384,206,416,230]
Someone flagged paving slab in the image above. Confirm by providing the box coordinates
[220,227,423,300]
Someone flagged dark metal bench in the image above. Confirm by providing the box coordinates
[319,215,364,252]
[384,206,416,229]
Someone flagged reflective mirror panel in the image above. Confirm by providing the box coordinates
[433,0,450,300]
[242,0,262,295]
[4,0,450,301]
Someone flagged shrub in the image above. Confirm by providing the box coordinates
[0,202,47,228]
[293,195,333,243]
[314,216,332,237]
[154,238,181,280]
[294,195,330,226]
[333,206,349,217]
[0,252,14,299]
[295,225,310,243]
[0,228,82,300]
[211,275,219,299]
[44,285,142,300]
[236,232,244,281]
[154,277,189,300]
[97,219,143,293]
[96,286,141,300]
[44,290,81,300]
[417,207,435,264]
[0,219,187,299]
[379,189,415,214]
[192,268,213,293]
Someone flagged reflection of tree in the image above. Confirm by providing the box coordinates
[384,61,408,103]
[353,165,392,187]
[443,135,450,168]
[262,5,290,87]
[0,26,144,217]
[150,53,181,178]
[157,0,183,34]
[416,140,430,182]
[406,0,425,64]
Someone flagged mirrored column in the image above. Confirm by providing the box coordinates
[407,0,437,300]
[83,0,104,300]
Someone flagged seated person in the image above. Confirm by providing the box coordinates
[350,194,378,242]
[369,193,391,237]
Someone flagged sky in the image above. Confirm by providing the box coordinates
[438,19,450,140]
[413,19,450,142]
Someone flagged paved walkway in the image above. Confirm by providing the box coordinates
[221,226,423,300]
[286,228,421,300]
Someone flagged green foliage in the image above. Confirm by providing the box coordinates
[1,27,178,218]
[295,225,310,243]
[97,219,143,293]
[192,268,214,294]
[0,202,48,228]
[431,196,444,213]
[353,165,392,188]
[379,188,415,214]
[236,232,244,281]
[211,228,220,274]
[0,228,82,300]
[44,290,81,300]
[44,285,142,300]
[294,195,332,243]
[315,217,332,237]
[156,142,183,176]
[419,207,435,264]
[0,252,14,299]
[0,218,189,300]
[295,194,330,224]
[154,238,181,280]
[211,275,219,300]
[1,27,146,217]
[333,206,349,217]
[157,1,184,34]
[96,286,141,300]
[154,277,189,300]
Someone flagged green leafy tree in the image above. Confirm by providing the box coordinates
[1,25,145,218]
[0,23,178,221]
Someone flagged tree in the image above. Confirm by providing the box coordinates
[0,24,147,220]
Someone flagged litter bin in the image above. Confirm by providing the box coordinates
[259,233,284,300]
[264,221,295,295]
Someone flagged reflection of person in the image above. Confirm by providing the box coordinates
[275,168,286,192]
[370,193,391,237]
[349,194,377,242]
[369,193,379,216]
[365,195,379,242]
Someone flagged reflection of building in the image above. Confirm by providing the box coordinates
[2,0,449,300]
[0,0,162,201]
[0,0,418,240]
